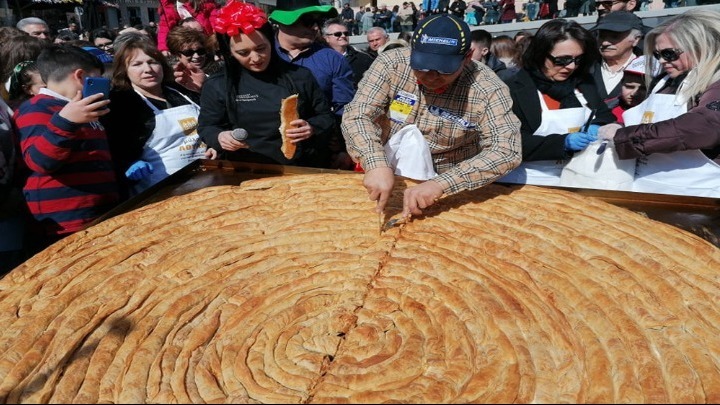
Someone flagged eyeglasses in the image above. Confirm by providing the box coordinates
[595,0,625,6]
[547,54,583,67]
[97,42,113,50]
[178,48,207,57]
[652,48,684,62]
[325,31,350,38]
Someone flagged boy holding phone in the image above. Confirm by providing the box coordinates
[13,45,119,252]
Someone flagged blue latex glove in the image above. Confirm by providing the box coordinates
[565,131,597,151]
[125,160,154,180]
[586,124,601,138]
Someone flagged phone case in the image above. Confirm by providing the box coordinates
[82,77,111,99]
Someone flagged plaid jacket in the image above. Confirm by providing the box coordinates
[341,47,522,195]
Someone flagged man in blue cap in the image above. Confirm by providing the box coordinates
[270,0,355,169]
[341,14,522,219]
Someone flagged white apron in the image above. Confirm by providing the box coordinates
[622,77,720,197]
[133,88,206,194]
[500,90,590,186]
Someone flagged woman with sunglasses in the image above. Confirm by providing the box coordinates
[598,9,720,197]
[166,25,222,93]
[101,33,216,199]
[500,19,615,187]
[197,1,335,168]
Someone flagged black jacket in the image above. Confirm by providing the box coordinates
[486,53,518,82]
[344,46,374,88]
[504,68,616,161]
[198,63,335,168]
[102,83,200,199]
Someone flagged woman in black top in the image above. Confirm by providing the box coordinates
[102,32,215,199]
[197,1,335,168]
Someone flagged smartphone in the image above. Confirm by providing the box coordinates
[82,76,111,99]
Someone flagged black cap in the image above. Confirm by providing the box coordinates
[591,11,646,33]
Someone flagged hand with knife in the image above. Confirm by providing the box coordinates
[565,109,600,152]
[364,166,444,218]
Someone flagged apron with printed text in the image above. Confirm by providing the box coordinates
[500,90,591,186]
[133,88,206,195]
[622,77,720,197]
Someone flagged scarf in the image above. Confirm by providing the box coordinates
[527,68,582,108]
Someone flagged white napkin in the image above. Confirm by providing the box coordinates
[384,124,438,181]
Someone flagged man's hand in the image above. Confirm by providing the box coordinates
[59,91,110,124]
[403,180,444,218]
[363,166,395,213]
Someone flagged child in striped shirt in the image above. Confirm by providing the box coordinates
[14,45,119,251]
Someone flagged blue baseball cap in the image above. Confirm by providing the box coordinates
[410,14,471,73]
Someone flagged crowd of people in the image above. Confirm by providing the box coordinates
[2,0,720,273]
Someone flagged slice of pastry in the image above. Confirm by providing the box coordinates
[280,94,299,160]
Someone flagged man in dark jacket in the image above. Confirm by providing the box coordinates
[340,3,356,37]
[322,18,374,88]
[589,11,645,106]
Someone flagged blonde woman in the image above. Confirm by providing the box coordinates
[599,9,720,197]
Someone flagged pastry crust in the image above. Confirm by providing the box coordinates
[280,94,299,160]
[1,175,720,403]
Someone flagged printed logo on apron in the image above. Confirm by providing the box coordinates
[178,117,199,136]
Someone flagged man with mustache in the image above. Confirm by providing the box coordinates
[589,11,645,107]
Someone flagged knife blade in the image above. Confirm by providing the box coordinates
[381,215,409,232]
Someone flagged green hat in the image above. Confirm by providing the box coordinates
[269,0,338,26]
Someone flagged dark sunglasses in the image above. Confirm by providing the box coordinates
[178,48,207,57]
[548,54,583,67]
[652,48,684,62]
[415,68,456,75]
[326,31,350,38]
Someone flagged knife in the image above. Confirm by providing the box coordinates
[381,215,410,232]
[596,140,609,155]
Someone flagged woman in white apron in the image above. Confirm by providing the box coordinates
[102,34,216,199]
[599,9,720,198]
[502,19,616,186]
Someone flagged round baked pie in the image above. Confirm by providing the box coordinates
[1,173,719,403]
